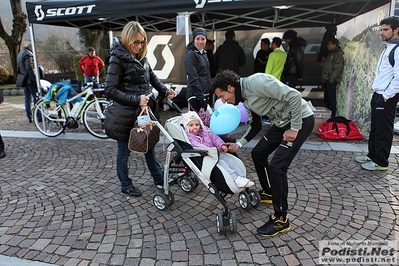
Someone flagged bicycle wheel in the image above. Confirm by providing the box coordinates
[82,99,109,139]
[33,99,67,137]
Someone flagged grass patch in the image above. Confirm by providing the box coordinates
[0,84,17,89]
[4,95,24,104]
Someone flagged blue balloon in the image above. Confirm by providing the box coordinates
[210,104,241,134]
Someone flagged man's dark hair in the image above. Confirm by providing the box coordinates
[328,38,339,46]
[261,38,270,45]
[212,69,240,92]
[225,30,235,40]
[282,29,297,40]
[88,47,95,52]
[380,16,399,31]
[272,37,282,47]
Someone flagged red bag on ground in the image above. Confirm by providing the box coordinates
[317,116,362,140]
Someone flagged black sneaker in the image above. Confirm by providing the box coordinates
[257,214,291,237]
[259,190,272,204]
[121,187,142,197]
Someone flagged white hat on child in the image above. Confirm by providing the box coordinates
[179,111,204,132]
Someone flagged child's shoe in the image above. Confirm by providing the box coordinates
[234,176,253,188]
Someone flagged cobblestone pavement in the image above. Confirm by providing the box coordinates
[0,102,399,265]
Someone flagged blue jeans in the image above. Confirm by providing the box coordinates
[24,84,40,121]
[116,140,163,190]
[284,75,298,89]
[323,81,337,117]
[84,76,99,83]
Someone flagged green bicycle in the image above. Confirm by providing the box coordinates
[33,82,109,139]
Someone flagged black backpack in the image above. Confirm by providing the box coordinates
[388,43,399,67]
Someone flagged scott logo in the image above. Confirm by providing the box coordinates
[147,35,175,79]
[34,4,96,21]
[194,0,245,9]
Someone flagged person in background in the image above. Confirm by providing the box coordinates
[254,38,272,73]
[184,28,212,114]
[282,30,307,89]
[79,47,105,83]
[0,90,5,158]
[266,37,287,81]
[104,21,177,197]
[355,16,399,171]
[321,38,344,117]
[205,39,217,79]
[17,41,40,123]
[205,38,217,107]
[180,111,254,188]
[214,30,246,74]
[213,69,314,237]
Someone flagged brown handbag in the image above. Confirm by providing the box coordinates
[128,106,160,153]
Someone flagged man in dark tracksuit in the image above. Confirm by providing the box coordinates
[356,16,399,171]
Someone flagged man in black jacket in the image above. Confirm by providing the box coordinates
[254,38,272,73]
[282,30,307,89]
[17,42,40,123]
[214,30,246,74]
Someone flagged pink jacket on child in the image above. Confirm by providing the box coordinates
[180,111,225,150]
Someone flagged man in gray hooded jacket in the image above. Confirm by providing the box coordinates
[213,70,314,237]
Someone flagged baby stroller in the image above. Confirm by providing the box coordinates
[151,98,261,235]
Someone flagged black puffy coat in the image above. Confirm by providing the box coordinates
[283,37,307,79]
[104,36,168,141]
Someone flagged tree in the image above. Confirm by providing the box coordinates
[78,29,109,58]
[0,0,26,78]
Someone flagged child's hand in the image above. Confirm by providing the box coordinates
[220,145,228,153]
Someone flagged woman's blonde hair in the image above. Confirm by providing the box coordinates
[121,21,147,61]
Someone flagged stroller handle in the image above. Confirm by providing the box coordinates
[166,98,183,114]
[146,92,183,114]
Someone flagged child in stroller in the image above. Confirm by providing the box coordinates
[180,111,254,188]
[152,105,261,235]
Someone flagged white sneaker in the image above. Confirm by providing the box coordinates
[355,156,371,164]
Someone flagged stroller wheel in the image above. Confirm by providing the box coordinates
[190,174,199,189]
[216,212,224,235]
[179,177,195,193]
[153,193,169,210]
[238,191,252,210]
[247,189,261,208]
[229,211,237,233]
[166,191,175,205]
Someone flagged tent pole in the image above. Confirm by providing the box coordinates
[29,23,42,97]
[390,0,395,15]
[185,13,190,46]
[109,30,113,48]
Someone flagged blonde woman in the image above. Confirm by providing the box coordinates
[105,21,176,197]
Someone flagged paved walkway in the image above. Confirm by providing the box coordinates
[1,103,399,265]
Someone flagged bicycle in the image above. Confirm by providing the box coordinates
[33,82,109,139]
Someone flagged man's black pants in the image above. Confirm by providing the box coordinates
[251,115,314,216]
[367,92,399,167]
